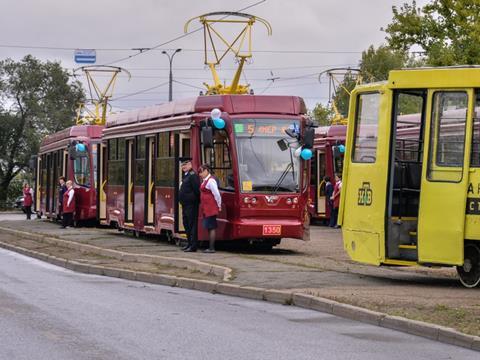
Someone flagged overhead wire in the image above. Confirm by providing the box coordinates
[102,0,268,66]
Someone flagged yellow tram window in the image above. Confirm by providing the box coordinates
[352,93,381,163]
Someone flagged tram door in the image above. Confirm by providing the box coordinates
[417,90,473,265]
[340,87,388,265]
[133,136,146,229]
[316,151,326,215]
[98,143,107,221]
[175,132,191,233]
[126,139,134,224]
[146,137,155,225]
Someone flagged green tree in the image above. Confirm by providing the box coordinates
[360,45,407,82]
[0,55,84,202]
[310,103,334,126]
[384,0,480,65]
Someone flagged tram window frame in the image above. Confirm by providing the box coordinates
[107,138,126,186]
[135,135,146,186]
[155,132,175,187]
[427,91,468,183]
[352,92,381,163]
[470,92,480,167]
[201,129,234,191]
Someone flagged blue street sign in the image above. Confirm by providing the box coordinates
[74,49,96,64]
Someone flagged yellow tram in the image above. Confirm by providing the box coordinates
[339,66,480,287]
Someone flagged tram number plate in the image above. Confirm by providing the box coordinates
[263,225,281,236]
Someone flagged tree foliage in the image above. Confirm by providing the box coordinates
[0,55,84,202]
[310,103,334,126]
[384,0,480,65]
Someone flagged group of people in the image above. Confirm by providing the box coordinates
[324,173,342,228]
[179,159,221,253]
[22,177,75,229]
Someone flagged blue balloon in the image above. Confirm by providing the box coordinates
[338,144,345,153]
[75,143,86,152]
[300,148,313,160]
[213,118,225,129]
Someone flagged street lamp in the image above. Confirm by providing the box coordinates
[162,48,182,102]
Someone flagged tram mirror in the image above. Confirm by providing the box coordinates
[277,139,288,151]
[303,128,315,149]
[284,128,297,139]
[28,156,37,171]
[202,127,214,148]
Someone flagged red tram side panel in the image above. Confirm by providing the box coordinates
[309,125,346,222]
[103,95,313,246]
[36,125,103,223]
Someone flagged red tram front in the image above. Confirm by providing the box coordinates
[36,125,103,223]
[102,95,314,247]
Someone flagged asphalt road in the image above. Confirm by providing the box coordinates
[0,248,477,360]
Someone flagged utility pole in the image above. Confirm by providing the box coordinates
[162,49,182,101]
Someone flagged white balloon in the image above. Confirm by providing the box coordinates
[294,146,302,158]
[211,108,221,120]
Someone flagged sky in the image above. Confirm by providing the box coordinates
[0,0,428,112]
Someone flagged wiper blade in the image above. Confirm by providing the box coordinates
[273,162,293,194]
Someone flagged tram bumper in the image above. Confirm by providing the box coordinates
[231,217,305,240]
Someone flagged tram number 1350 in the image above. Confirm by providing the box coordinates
[263,225,282,236]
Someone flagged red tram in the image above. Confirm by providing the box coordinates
[101,95,313,247]
[309,125,346,222]
[36,125,103,222]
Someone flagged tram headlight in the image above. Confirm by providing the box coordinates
[293,197,298,204]
[286,198,292,205]
[243,197,251,204]
[251,197,257,204]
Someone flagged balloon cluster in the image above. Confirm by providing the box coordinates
[211,108,225,129]
[294,146,313,160]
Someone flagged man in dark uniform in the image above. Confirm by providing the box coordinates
[179,159,200,252]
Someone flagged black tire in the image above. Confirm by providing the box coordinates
[457,243,480,288]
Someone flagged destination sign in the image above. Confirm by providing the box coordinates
[234,120,299,137]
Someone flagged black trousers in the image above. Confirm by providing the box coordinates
[25,206,32,220]
[62,212,74,228]
[182,203,199,249]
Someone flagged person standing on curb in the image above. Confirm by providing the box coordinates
[198,164,221,253]
[57,176,67,221]
[179,159,200,252]
[324,176,334,227]
[22,183,34,220]
[62,180,75,229]
[330,173,342,229]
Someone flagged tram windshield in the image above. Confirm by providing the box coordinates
[234,119,301,193]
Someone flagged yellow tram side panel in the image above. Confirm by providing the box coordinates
[339,82,392,265]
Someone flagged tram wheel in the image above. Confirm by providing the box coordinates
[456,243,480,288]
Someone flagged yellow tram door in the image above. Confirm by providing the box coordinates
[340,85,391,265]
[417,89,473,265]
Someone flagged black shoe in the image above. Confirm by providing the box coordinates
[203,248,215,253]
[184,248,197,252]
[181,245,190,250]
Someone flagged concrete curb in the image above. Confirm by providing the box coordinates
[0,226,232,281]
[0,232,479,352]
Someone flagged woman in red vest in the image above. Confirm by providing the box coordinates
[198,164,222,253]
[62,180,75,228]
[22,183,33,220]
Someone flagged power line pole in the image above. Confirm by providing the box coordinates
[162,49,182,101]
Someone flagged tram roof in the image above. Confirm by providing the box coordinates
[40,125,103,148]
[388,66,480,89]
[106,95,307,128]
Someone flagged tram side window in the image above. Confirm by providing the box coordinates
[202,130,234,190]
[155,132,174,187]
[135,135,146,186]
[352,93,381,163]
[470,92,480,167]
[107,139,126,186]
[41,154,47,188]
[428,91,467,182]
